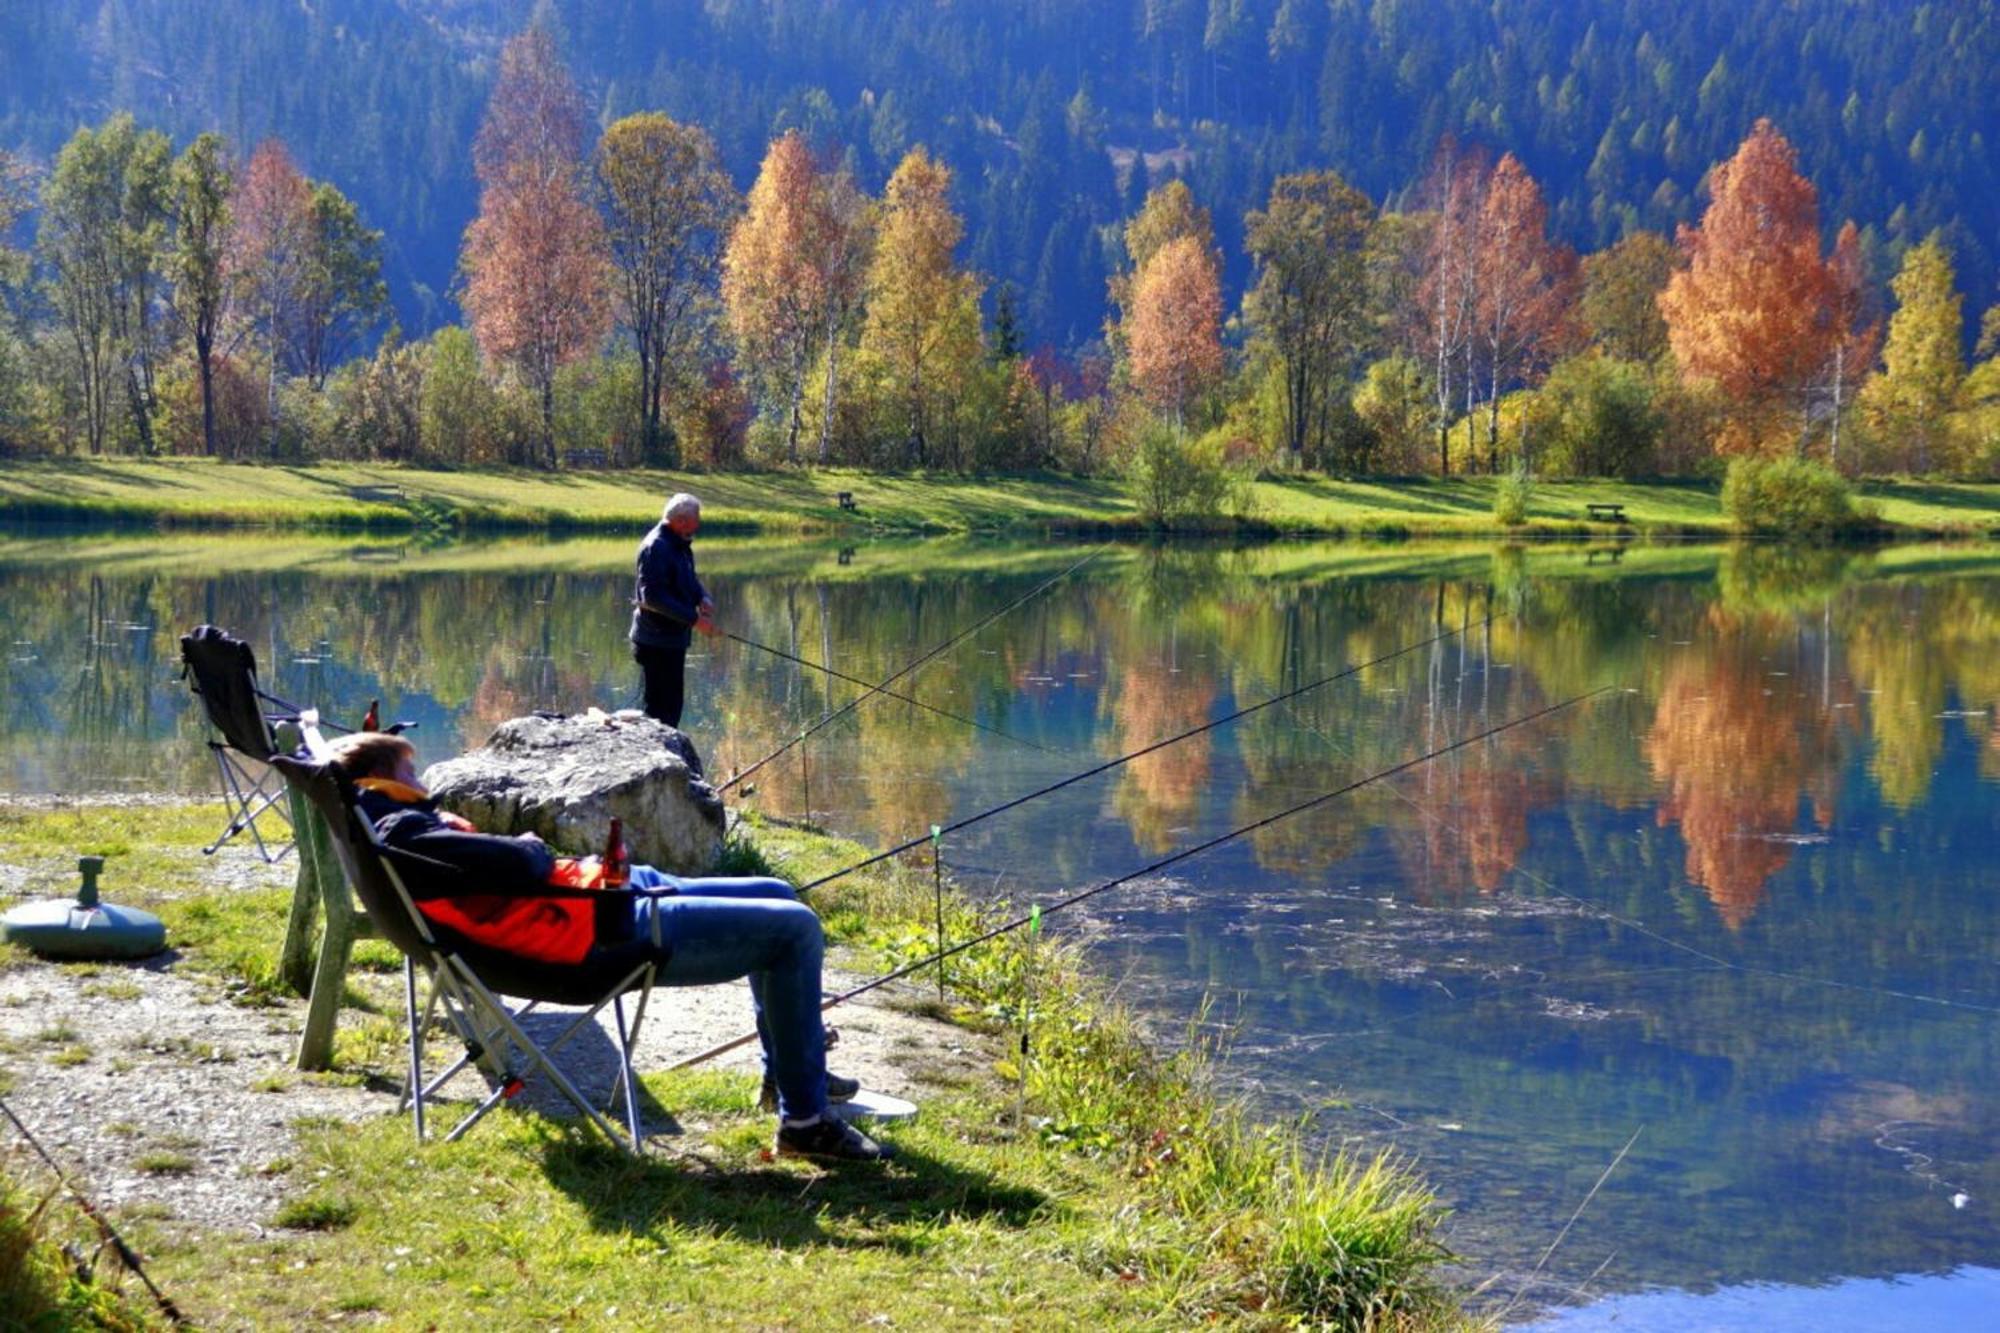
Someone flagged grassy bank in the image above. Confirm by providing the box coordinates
[5,456,1999,538]
[0,801,1466,1329]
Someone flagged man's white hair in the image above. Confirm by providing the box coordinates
[663,492,702,523]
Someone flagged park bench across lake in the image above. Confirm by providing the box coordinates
[1585,501,1628,524]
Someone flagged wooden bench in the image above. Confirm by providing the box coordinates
[836,491,857,511]
[564,447,610,469]
[1585,502,1627,524]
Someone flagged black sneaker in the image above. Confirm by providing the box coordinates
[760,1070,860,1112]
[775,1116,894,1162]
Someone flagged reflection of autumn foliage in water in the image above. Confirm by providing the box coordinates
[1384,732,1548,901]
[1108,652,1216,854]
[462,658,599,751]
[1645,618,1845,928]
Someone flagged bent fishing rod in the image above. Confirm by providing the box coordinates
[794,614,1493,895]
[717,544,1107,794]
[671,683,1614,1071]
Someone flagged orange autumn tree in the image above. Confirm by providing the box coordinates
[1474,153,1577,471]
[722,132,827,464]
[1659,120,1856,455]
[230,139,310,439]
[1127,234,1223,429]
[459,27,611,466]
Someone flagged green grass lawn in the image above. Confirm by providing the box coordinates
[0,803,1467,1330]
[6,456,1998,538]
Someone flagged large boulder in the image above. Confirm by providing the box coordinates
[421,711,725,875]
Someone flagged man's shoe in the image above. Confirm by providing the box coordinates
[776,1116,894,1162]
[760,1070,860,1112]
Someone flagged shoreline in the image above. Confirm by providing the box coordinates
[5,456,1999,540]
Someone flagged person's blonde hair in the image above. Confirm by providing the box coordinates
[327,731,416,780]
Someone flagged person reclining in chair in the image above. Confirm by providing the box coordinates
[325,731,890,1162]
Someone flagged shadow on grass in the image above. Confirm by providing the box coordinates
[537,1128,1049,1250]
[1866,480,2000,515]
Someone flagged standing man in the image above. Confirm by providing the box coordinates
[631,492,719,731]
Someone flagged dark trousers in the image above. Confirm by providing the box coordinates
[634,640,688,729]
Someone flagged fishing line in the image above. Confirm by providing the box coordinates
[670,685,1614,1071]
[0,1092,186,1325]
[795,615,1494,895]
[718,544,1108,794]
[719,630,1059,754]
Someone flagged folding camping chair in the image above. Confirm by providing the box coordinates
[179,625,298,863]
[179,625,414,863]
[271,742,666,1155]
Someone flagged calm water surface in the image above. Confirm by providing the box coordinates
[3,529,1996,1322]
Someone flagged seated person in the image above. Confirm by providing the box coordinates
[325,731,889,1163]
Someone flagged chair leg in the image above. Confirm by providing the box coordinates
[447,971,632,1151]
[611,994,643,1151]
[404,957,427,1143]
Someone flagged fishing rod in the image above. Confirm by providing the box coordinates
[671,684,1614,1071]
[719,630,1058,755]
[794,615,1493,895]
[718,544,1107,794]
[0,1093,187,1325]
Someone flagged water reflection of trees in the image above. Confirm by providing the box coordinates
[4,545,1998,939]
[1645,606,1851,927]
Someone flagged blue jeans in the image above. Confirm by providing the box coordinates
[628,867,827,1120]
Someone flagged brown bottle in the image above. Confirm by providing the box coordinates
[362,698,380,731]
[603,817,630,887]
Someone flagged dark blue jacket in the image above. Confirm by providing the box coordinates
[629,523,708,649]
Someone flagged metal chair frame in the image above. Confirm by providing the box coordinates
[201,735,296,862]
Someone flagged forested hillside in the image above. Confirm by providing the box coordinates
[2,0,1994,347]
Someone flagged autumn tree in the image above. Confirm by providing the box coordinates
[1658,120,1849,455]
[1817,221,1876,469]
[1243,170,1374,466]
[722,132,825,463]
[1474,154,1577,469]
[1128,234,1224,430]
[808,163,873,464]
[1109,178,1215,366]
[1580,230,1675,363]
[596,112,739,465]
[231,139,311,439]
[1859,235,1965,473]
[37,115,171,454]
[856,148,982,465]
[166,133,234,457]
[1410,139,1490,474]
[460,26,611,466]
[291,182,386,389]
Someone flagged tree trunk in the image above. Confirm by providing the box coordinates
[819,321,839,466]
[198,339,217,457]
[541,373,557,470]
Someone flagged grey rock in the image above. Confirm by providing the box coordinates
[420,710,725,874]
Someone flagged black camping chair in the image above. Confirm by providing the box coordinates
[270,740,669,1155]
[178,625,411,862]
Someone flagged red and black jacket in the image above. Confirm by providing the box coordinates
[354,779,600,965]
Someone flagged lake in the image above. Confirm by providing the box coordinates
[3,528,1995,1325]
